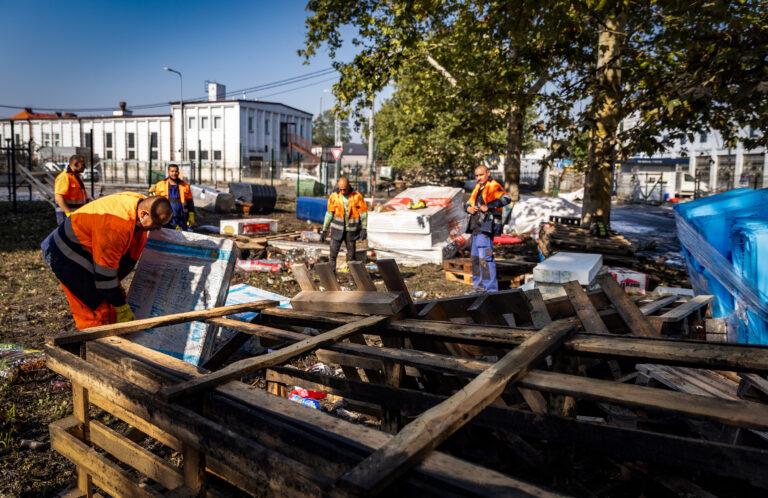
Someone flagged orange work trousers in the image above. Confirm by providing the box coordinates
[60,283,116,330]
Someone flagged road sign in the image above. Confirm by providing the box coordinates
[330,147,343,161]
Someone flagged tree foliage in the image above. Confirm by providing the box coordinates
[312,109,351,147]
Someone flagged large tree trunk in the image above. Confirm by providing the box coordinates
[581,13,625,227]
[504,104,526,203]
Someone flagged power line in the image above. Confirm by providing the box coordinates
[0,67,335,113]
[255,76,338,99]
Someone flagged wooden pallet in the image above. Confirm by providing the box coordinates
[539,223,636,259]
[45,263,768,497]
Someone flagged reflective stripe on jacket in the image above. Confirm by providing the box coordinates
[326,190,367,235]
[54,168,87,209]
[41,192,148,310]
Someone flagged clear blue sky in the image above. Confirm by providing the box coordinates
[0,0,354,119]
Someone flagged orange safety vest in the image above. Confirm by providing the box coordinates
[468,179,507,214]
[154,178,192,207]
[54,168,87,210]
[41,192,148,310]
[327,190,367,234]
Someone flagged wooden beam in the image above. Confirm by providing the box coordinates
[51,300,279,346]
[525,289,552,329]
[336,319,575,495]
[291,263,318,291]
[376,258,417,316]
[50,417,159,498]
[71,382,93,497]
[597,274,657,337]
[314,262,341,290]
[161,315,388,401]
[89,420,183,491]
[638,294,680,315]
[563,281,610,334]
[291,290,409,315]
[202,331,251,371]
[653,295,713,322]
[348,261,377,291]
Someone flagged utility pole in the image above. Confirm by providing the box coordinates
[164,67,184,164]
[367,97,375,198]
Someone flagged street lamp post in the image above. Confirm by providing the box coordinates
[163,67,185,169]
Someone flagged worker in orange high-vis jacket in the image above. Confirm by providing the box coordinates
[151,163,196,230]
[53,154,89,224]
[41,192,172,329]
[321,176,368,272]
[466,164,512,292]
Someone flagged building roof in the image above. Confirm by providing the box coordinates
[169,99,313,117]
[7,108,77,120]
[343,142,368,156]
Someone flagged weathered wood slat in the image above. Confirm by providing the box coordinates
[655,295,713,322]
[161,315,388,401]
[336,320,576,495]
[291,263,318,291]
[638,294,680,315]
[51,300,279,346]
[314,262,341,290]
[348,261,377,291]
[563,281,611,334]
[291,290,409,315]
[525,289,552,329]
[597,274,657,337]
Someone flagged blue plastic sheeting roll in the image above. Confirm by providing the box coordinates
[730,217,768,344]
[674,188,768,344]
[296,196,327,223]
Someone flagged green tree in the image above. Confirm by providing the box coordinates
[312,109,351,147]
[301,0,591,201]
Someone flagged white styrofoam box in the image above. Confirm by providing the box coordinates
[368,226,450,250]
[127,229,237,366]
[219,218,277,236]
[369,205,446,234]
[509,195,582,234]
[533,252,603,285]
[384,186,464,210]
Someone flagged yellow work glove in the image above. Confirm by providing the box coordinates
[114,304,135,323]
[187,212,196,227]
[65,211,72,217]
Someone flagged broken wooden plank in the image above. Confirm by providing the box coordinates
[597,274,657,337]
[314,262,341,290]
[638,294,680,315]
[291,290,408,315]
[51,300,279,346]
[525,289,552,329]
[348,261,377,291]
[161,315,388,401]
[336,319,575,495]
[202,332,252,371]
[563,281,611,335]
[291,264,318,291]
[653,295,713,323]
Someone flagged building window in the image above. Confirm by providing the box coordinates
[150,132,158,160]
[699,132,708,143]
[300,123,304,136]
[680,134,686,145]
[188,117,195,129]
[53,133,61,147]
[201,117,208,129]
[127,132,136,159]
[200,150,209,160]
[43,133,51,146]
[85,132,92,148]
[15,134,20,145]
[248,117,253,133]
[265,119,270,135]
[105,132,113,159]
[214,116,221,129]
[750,127,759,138]
[189,151,196,160]
[213,150,222,160]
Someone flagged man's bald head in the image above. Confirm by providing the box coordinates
[337,176,350,194]
[474,164,490,185]
[137,196,172,231]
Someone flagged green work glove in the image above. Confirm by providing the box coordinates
[115,304,135,323]
[187,212,196,227]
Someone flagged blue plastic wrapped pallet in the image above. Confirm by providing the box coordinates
[296,196,327,223]
[674,188,768,344]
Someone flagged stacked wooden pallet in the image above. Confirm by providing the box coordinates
[442,257,536,288]
[44,263,768,497]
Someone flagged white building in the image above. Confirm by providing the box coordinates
[1,82,313,184]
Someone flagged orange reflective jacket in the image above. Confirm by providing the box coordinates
[327,190,367,234]
[154,178,192,204]
[54,168,87,209]
[41,192,148,310]
[468,179,508,214]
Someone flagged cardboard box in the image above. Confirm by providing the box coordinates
[220,218,277,236]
